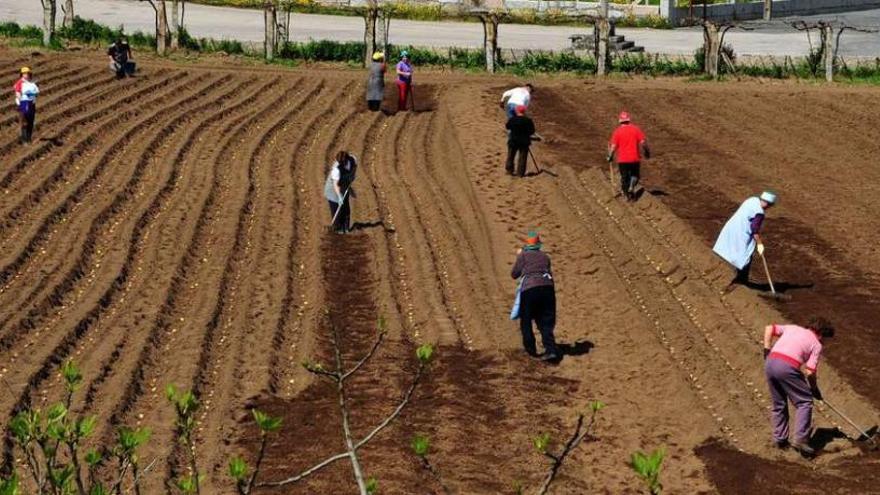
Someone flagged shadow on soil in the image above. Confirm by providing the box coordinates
[696,438,880,494]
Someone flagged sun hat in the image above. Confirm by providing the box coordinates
[618,111,631,123]
[400,50,409,58]
[523,231,542,250]
[372,51,385,61]
[20,66,31,74]
[760,191,777,204]
[515,105,527,116]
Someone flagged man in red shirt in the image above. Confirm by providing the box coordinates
[607,111,650,201]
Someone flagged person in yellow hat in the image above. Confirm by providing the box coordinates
[13,67,40,144]
[366,51,386,112]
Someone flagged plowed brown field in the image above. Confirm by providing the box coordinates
[1,48,878,494]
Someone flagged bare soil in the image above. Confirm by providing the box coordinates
[0,48,878,493]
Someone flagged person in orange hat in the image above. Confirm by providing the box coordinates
[607,111,650,201]
[511,231,559,362]
[505,104,537,177]
[13,66,39,144]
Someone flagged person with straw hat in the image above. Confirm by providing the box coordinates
[366,51,386,112]
[607,111,650,201]
[713,191,777,292]
[13,66,39,144]
[511,231,560,362]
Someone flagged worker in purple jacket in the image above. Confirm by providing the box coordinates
[511,231,559,362]
[395,50,413,112]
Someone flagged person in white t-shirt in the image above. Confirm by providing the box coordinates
[13,67,39,144]
[324,151,358,234]
[500,83,533,119]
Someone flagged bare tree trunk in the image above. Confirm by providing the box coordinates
[595,18,610,76]
[763,0,772,21]
[702,21,721,78]
[822,24,834,82]
[279,2,291,44]
[363,2,377,67]
[41,0,57,47]
[170,0,179,49]
[157,0,168,55]
[264,1,277,61]
[480,14,498,73]
[62,0,74,28]
[376,7,390,57]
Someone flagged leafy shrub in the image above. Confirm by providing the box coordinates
[57,16,123,43]
[280,39,363,62]
[0,22,43,42]
[694,43,736,74]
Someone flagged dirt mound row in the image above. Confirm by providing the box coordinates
[2,49,879,493]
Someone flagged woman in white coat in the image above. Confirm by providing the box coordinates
[713,191,776,291]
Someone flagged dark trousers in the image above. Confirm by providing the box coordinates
[367,100,381,111]
[519,285,559,356]
[733,260,752,285]
[618,162,641,199]
[18,101,35,143]
[506,144,529,177]
[328,197,351,233]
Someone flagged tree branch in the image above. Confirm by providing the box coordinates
[342,331,386,381]
[535,410,600,495]
[355,362,425,450]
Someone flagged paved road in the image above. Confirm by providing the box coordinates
[2,0,879,56]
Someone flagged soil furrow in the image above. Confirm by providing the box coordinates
[0,75,262,469]
[0,70,189,208]
[0,73,223,343]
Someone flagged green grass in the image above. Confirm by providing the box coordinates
[3,19,880,84]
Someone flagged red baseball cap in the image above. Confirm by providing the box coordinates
[515,105,527,116]
[618,111,631,123]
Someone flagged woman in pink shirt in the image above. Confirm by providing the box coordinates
[762,317,835,456]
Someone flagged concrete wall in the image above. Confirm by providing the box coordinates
[663,0,880,24]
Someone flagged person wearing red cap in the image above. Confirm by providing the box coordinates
[511,231,559,362]
[608,111,650,201]
[505,104,537,177]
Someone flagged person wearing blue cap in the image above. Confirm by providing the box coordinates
[713,191,777,292]
[511,231,560,362]
[395,51,413,111]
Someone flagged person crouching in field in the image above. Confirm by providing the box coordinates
[366,51,386,112]
[324,151,357,234]
[505,105,537,177]
[511,232,560,362]
[500,83,533,119]
[713,191,776,292]
[108,37,134,79]
[763,318,834,456]
[13,67,39,144]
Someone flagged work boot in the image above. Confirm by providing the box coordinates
[540,353,560,364]
[773,439,789,450]
[791,441,815,457]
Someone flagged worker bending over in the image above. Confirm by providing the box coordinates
[713,191,776,292]
[500,83,533,119]
[763,318,835,456]
[511,232,560,363]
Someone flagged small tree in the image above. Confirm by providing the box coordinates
[166,385,201,494]
[259,318,435,494]
[61,0,75,29]
[140,0,169,55]
[39,0,57,46]
[792,20,879,82]
[263,0,278,61]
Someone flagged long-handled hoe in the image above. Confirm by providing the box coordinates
[758,251,792,301]
[329,188,351,232]
[818,398,879,450]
